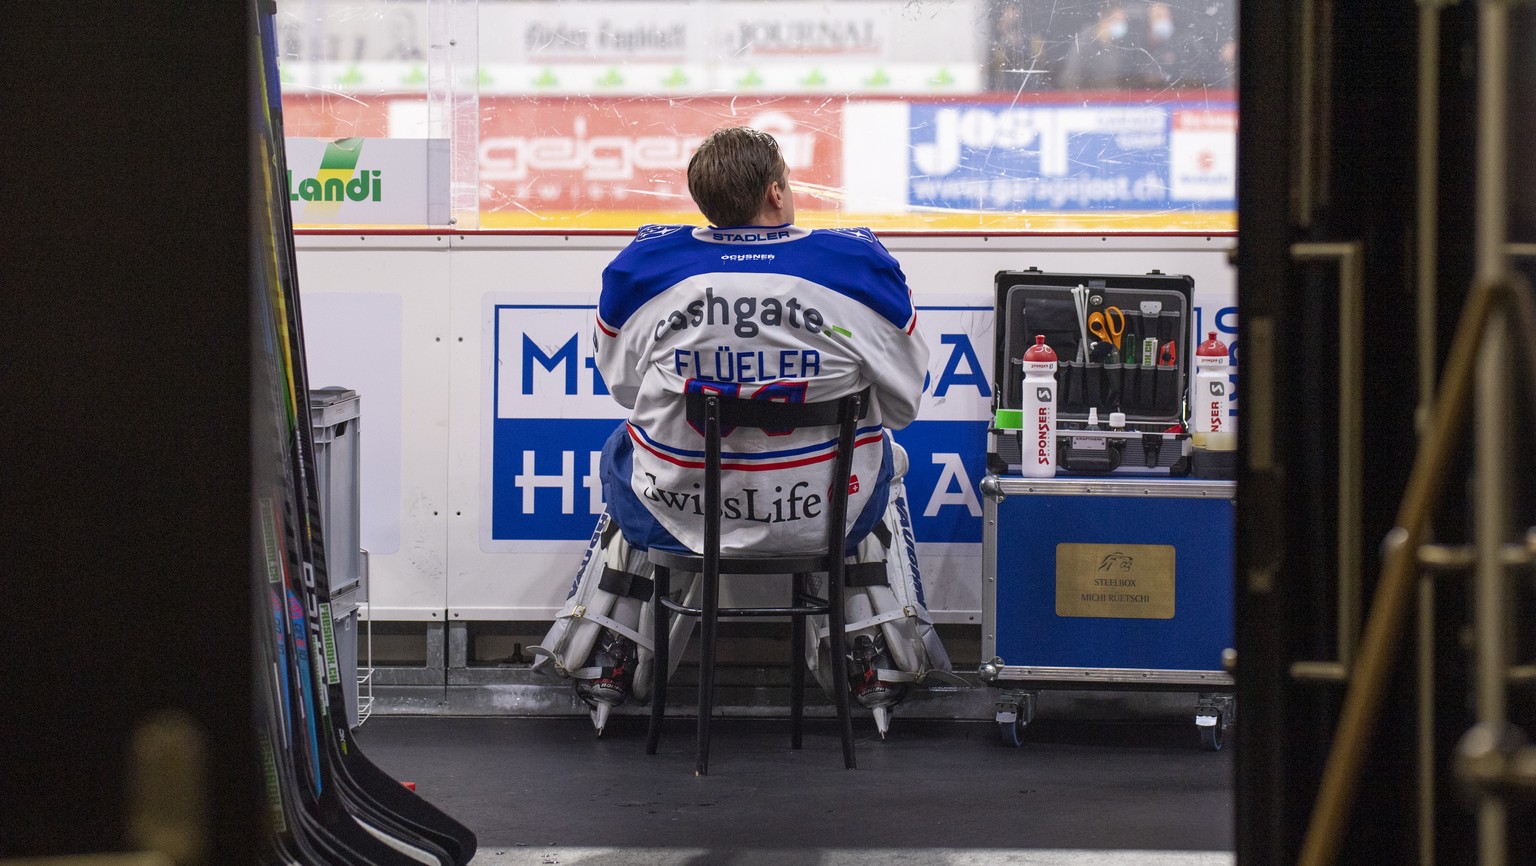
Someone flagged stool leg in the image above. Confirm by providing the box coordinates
[790,573,808,750]
[646,566,671,756]
[827,562,857,770]
[696,564,720,776]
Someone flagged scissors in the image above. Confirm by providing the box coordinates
[1087,306,1126,350]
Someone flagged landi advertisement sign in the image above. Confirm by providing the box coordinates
[285,137,449,225]
[476,97,843,218]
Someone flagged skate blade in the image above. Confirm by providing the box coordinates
[591,701,611,736]
[918,670,970,688]
[873,706,891,739]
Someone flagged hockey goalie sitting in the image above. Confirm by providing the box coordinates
[529,126,953,736]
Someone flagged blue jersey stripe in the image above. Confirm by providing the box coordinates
[599,226,913,330]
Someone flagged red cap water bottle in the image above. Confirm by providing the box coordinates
[1023,334,1058,364]
[1020,336,1059,477]
[1193,332,1234,451]
[1196,331,1228,360]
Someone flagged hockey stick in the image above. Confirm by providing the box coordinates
[253,4,476,861]
[251,9,454,863]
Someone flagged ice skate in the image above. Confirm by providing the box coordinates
[848,633,907,739]
[572,630,637,736]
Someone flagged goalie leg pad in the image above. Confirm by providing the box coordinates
[529,511,705,709]
[806,470,953,703]
[528,513,656,701]
[853,438,952,678]
[631,569,702,702]
[866,477,953,679]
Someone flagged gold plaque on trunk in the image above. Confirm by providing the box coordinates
[1055,543,1176,619]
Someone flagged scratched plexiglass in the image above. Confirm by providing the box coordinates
[277,0,1236,231]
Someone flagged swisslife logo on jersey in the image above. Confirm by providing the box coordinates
[484,295,994,549]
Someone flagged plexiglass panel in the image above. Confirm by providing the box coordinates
[277,0,429,138]
[279,0,1236,231]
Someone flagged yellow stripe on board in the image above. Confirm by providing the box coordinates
[303,168,354,219]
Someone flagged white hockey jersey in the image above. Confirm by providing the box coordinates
[595,224,929,556]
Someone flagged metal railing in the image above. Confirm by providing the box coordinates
[1296,271,1536,866]
[1296,0,1536,861]
[357,549,375,726]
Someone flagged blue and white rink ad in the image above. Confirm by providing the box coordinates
[484,294,994,613]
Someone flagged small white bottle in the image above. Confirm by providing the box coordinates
[1020,335,1059,477]
[1192,331,1236,451]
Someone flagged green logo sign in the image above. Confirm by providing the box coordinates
[287,138,383,203]
[288,170,383,202]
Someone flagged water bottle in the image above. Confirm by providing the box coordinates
[1020,335,1058,477]
[1192,331,1235,452]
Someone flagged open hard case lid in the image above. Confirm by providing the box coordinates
[991,268,1196,475]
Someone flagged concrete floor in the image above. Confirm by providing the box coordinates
[354,715,1235,866]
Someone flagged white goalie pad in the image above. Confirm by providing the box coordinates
[527,513,701,703]
[633,568,703,700]
[807,443,953,697]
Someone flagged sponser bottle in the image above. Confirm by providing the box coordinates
[1020,335,1059,477]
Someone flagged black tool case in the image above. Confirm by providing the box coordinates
[990,268,1195,476]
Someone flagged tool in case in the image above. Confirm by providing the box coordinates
[990,268,1196,476]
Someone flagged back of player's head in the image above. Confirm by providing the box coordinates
[687,127,787,227]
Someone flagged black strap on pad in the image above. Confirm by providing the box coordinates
[845,561,889,588]
[599,566,655,602]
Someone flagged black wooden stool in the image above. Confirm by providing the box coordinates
[644,390,868,775]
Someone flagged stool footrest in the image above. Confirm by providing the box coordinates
[646,551,830,575]
[659,597,828,618]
